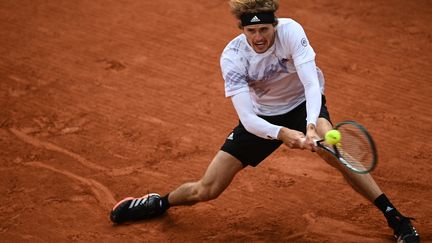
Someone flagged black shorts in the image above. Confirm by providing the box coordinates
[221,95,331,167]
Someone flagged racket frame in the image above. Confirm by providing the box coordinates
[316,121,378,174]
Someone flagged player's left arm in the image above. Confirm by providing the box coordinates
[285,20,322,150]
[296,60,322,149]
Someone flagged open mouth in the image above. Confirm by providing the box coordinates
[253,42,267,51]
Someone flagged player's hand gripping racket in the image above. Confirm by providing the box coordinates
[314,121,378,174]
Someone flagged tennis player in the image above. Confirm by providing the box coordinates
[110,1,419,242]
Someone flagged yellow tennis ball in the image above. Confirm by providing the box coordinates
[325,129,341,145]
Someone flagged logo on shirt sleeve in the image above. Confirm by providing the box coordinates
[301,38,308,47]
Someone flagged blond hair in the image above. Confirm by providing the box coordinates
[229,0,279,27]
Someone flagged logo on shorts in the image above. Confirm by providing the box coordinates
[227,133,234,140]
[301,38,308,47]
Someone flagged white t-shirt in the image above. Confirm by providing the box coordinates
[220,18,325,117]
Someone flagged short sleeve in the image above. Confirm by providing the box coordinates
[220,48,249,97]
[279,20,316,67]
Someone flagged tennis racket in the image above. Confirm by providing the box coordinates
[314,120,378,174]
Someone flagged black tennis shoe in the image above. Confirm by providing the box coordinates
[110,193,165,223]
[391,216,420,243]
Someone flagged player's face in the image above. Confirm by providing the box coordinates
[243,24,276,53]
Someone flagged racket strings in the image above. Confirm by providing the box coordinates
[337,125,374,171]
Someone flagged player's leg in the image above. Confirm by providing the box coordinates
[109,117,282,224]
[316,117,420,242]
[110,150,243,223]
[168,150,243,206]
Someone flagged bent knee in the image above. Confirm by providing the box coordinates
[196,183,222,202]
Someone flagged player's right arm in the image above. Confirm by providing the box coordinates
[231,91,305,149]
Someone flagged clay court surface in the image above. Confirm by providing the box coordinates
[1,0,431,242]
